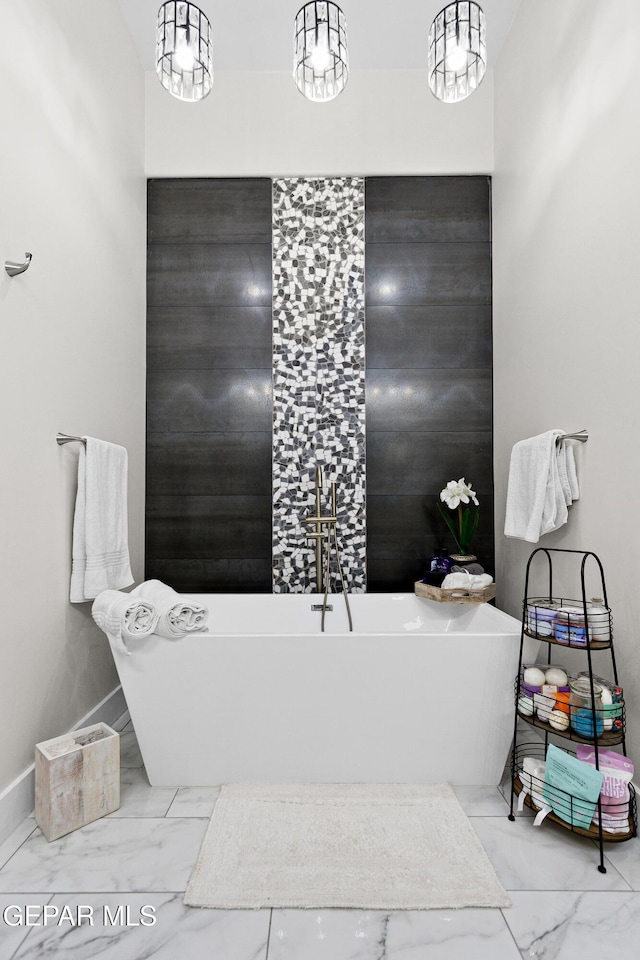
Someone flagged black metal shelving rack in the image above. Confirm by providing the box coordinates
[508,547,637,872]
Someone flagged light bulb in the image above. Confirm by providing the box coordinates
[174,28,195,71]
[310,43,331,72]
[446,45,468,72]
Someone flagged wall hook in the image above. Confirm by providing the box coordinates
[5,253,32,277]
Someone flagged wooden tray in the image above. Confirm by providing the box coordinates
[414,580,496,604]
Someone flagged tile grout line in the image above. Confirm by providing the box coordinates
[1,889,192,896]
[0,823,39,874]
[499,903,527,959]
[6,892,55,960]
[264,907,274,960]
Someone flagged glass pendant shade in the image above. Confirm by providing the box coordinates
[293,2,349,102]
[428,2,486,103]
[156,2,213,102]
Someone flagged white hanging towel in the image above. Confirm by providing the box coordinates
[556,441,573,507]
[70,437,134,602]
[504,429,567,542]
[543,437,569,536]
[91,590,158,656]
[131,579,209,638]
[566,443,580,502]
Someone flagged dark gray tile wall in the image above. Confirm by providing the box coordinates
[146,176,493,595]
[146,178,273,593]
[365,176,493,592]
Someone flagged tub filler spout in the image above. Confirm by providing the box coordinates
[304,465,353,632]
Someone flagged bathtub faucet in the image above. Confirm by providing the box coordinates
[304,465,335,593]
[304,465,353,632]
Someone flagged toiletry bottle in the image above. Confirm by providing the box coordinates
[429,550,451,574]
[569,677,604,738]
[586,597,611,643]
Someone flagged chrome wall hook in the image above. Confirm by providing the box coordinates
[5,252,32,277]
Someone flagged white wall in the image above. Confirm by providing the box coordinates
[493,0,640,752]
[146,68,493,176]
[0,1,146,794]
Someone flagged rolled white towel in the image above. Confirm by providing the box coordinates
[91,590,159,656]
[441,571,493,591]
[131,579,208,638]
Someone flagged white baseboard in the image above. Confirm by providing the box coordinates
[0,685,127,845]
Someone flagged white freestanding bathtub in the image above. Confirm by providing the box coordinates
[111,593,524,786]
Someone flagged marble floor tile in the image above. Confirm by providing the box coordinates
[119,731,143,768]
[0,821,38,872]
[470,816,631,891]
[166,787,220,819]
[0,818,208,894]
[594,836,640,890]
[384,909,521,960]
[107,769,177,819]
[269,910,387,960]
[503,890,640,960]
[453,785,510,817]
[268,909,522,960]
[0,895,53,960]
[9,893,270,960]
[110,710,131,732]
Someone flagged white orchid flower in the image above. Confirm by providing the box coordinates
[458,477,479,507]
[439,478,480,511]
[439,479,463,510]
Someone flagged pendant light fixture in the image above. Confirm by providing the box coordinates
[156,2,213,102]
[293,2,349,102]
[428,2,486,103]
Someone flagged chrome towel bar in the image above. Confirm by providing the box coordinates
[557,429,588,444]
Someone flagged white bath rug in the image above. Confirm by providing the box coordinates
[184,782,510,910]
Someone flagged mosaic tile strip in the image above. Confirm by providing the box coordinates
[273,177,366,594]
